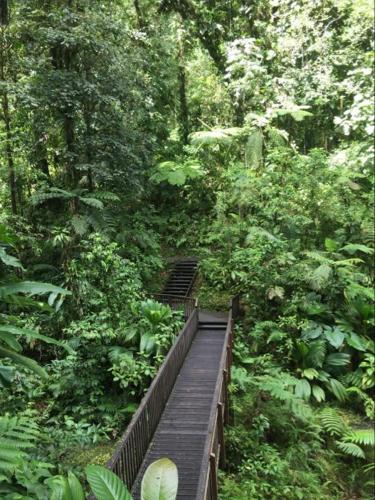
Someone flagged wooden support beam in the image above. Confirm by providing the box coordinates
[210,453,218,500]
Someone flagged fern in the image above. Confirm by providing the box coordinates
[71,215,90,236]
[344,429,375,447]
[93,191,120,202]
[303,251,333,264]
[190,127,245,146]
[320,407,346,436]
[309,263,332,291]
[0,416,40,476]
[258,373,312,420]
[306,340,326,368]
[267,126,288,146]
[336,441,366,459]
[361,221,375,246]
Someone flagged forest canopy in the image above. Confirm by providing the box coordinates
[0,0,374,499]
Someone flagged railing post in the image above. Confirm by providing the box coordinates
[223,369,230,425]
[210,453,218,500]
[217,403,226,468]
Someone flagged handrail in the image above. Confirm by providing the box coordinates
[107,305,199,491]
[152,293,196,320]
[195,297,238,500]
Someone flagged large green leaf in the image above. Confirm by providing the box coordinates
[346,332,367,352]
[68,472,85,500]
[167,170,186,186]
[0,331,22,351]
[0,281,71,298]
[86,465,132,500]
[0,347,47,379]
[49,473,85,500]
[324,326,345,349]
[325,352,351,367]
[301,324,323,341]
[0,365,14,387]
[312,385,325,402]
[0,325,73,353]
[0,248,23,269]
[295,379,311,400]
[327,378,347,401]
[340,244,374,255]
[141,458,178,500]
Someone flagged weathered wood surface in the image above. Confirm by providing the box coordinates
[131,311,228,500]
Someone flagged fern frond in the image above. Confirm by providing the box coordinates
[336,441,366,459]
[190,127,245,146]
[267,126,288,146]
[93,191,120,202]
[0,416,40,476]
[303,251,333,264]
[344,429,375,447]
[320,408,345,436]
[361,221,375,246]
[309,263,332,291]
[306,340,326,368]
[71,215,90,236]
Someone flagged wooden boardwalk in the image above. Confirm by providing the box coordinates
[107,260,237,500]
[131,311,228,499]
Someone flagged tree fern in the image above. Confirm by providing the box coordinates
[71,215,90,236]
[190,127,245,146]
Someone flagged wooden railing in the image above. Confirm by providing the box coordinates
[152,293,196,321]
[195,296,239,500]
[107,302,199,491]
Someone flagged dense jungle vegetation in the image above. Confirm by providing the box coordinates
[0,0,374,498]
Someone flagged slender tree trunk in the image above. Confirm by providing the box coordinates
[1,92,17,214]
[133,0,144,29]
[83,106,94,191]
[177,27,189,144]
[0,0,17,214]
[0,0,8,25]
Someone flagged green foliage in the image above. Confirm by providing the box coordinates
[141,458,178,500]
[0,416,40,480]
[150,160,204,186]
[86,465,132,500]
[48,472,85,500]
[0,0,373,498]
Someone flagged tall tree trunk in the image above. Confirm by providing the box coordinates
[177,27,189,144]
[1,92,17,214]
[133,0,144,29]
[0,0,17,214]
[0,0,8,25]
[83,107,94,191]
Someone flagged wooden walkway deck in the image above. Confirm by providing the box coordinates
[106,260,237,500]
[131,311,228,499]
